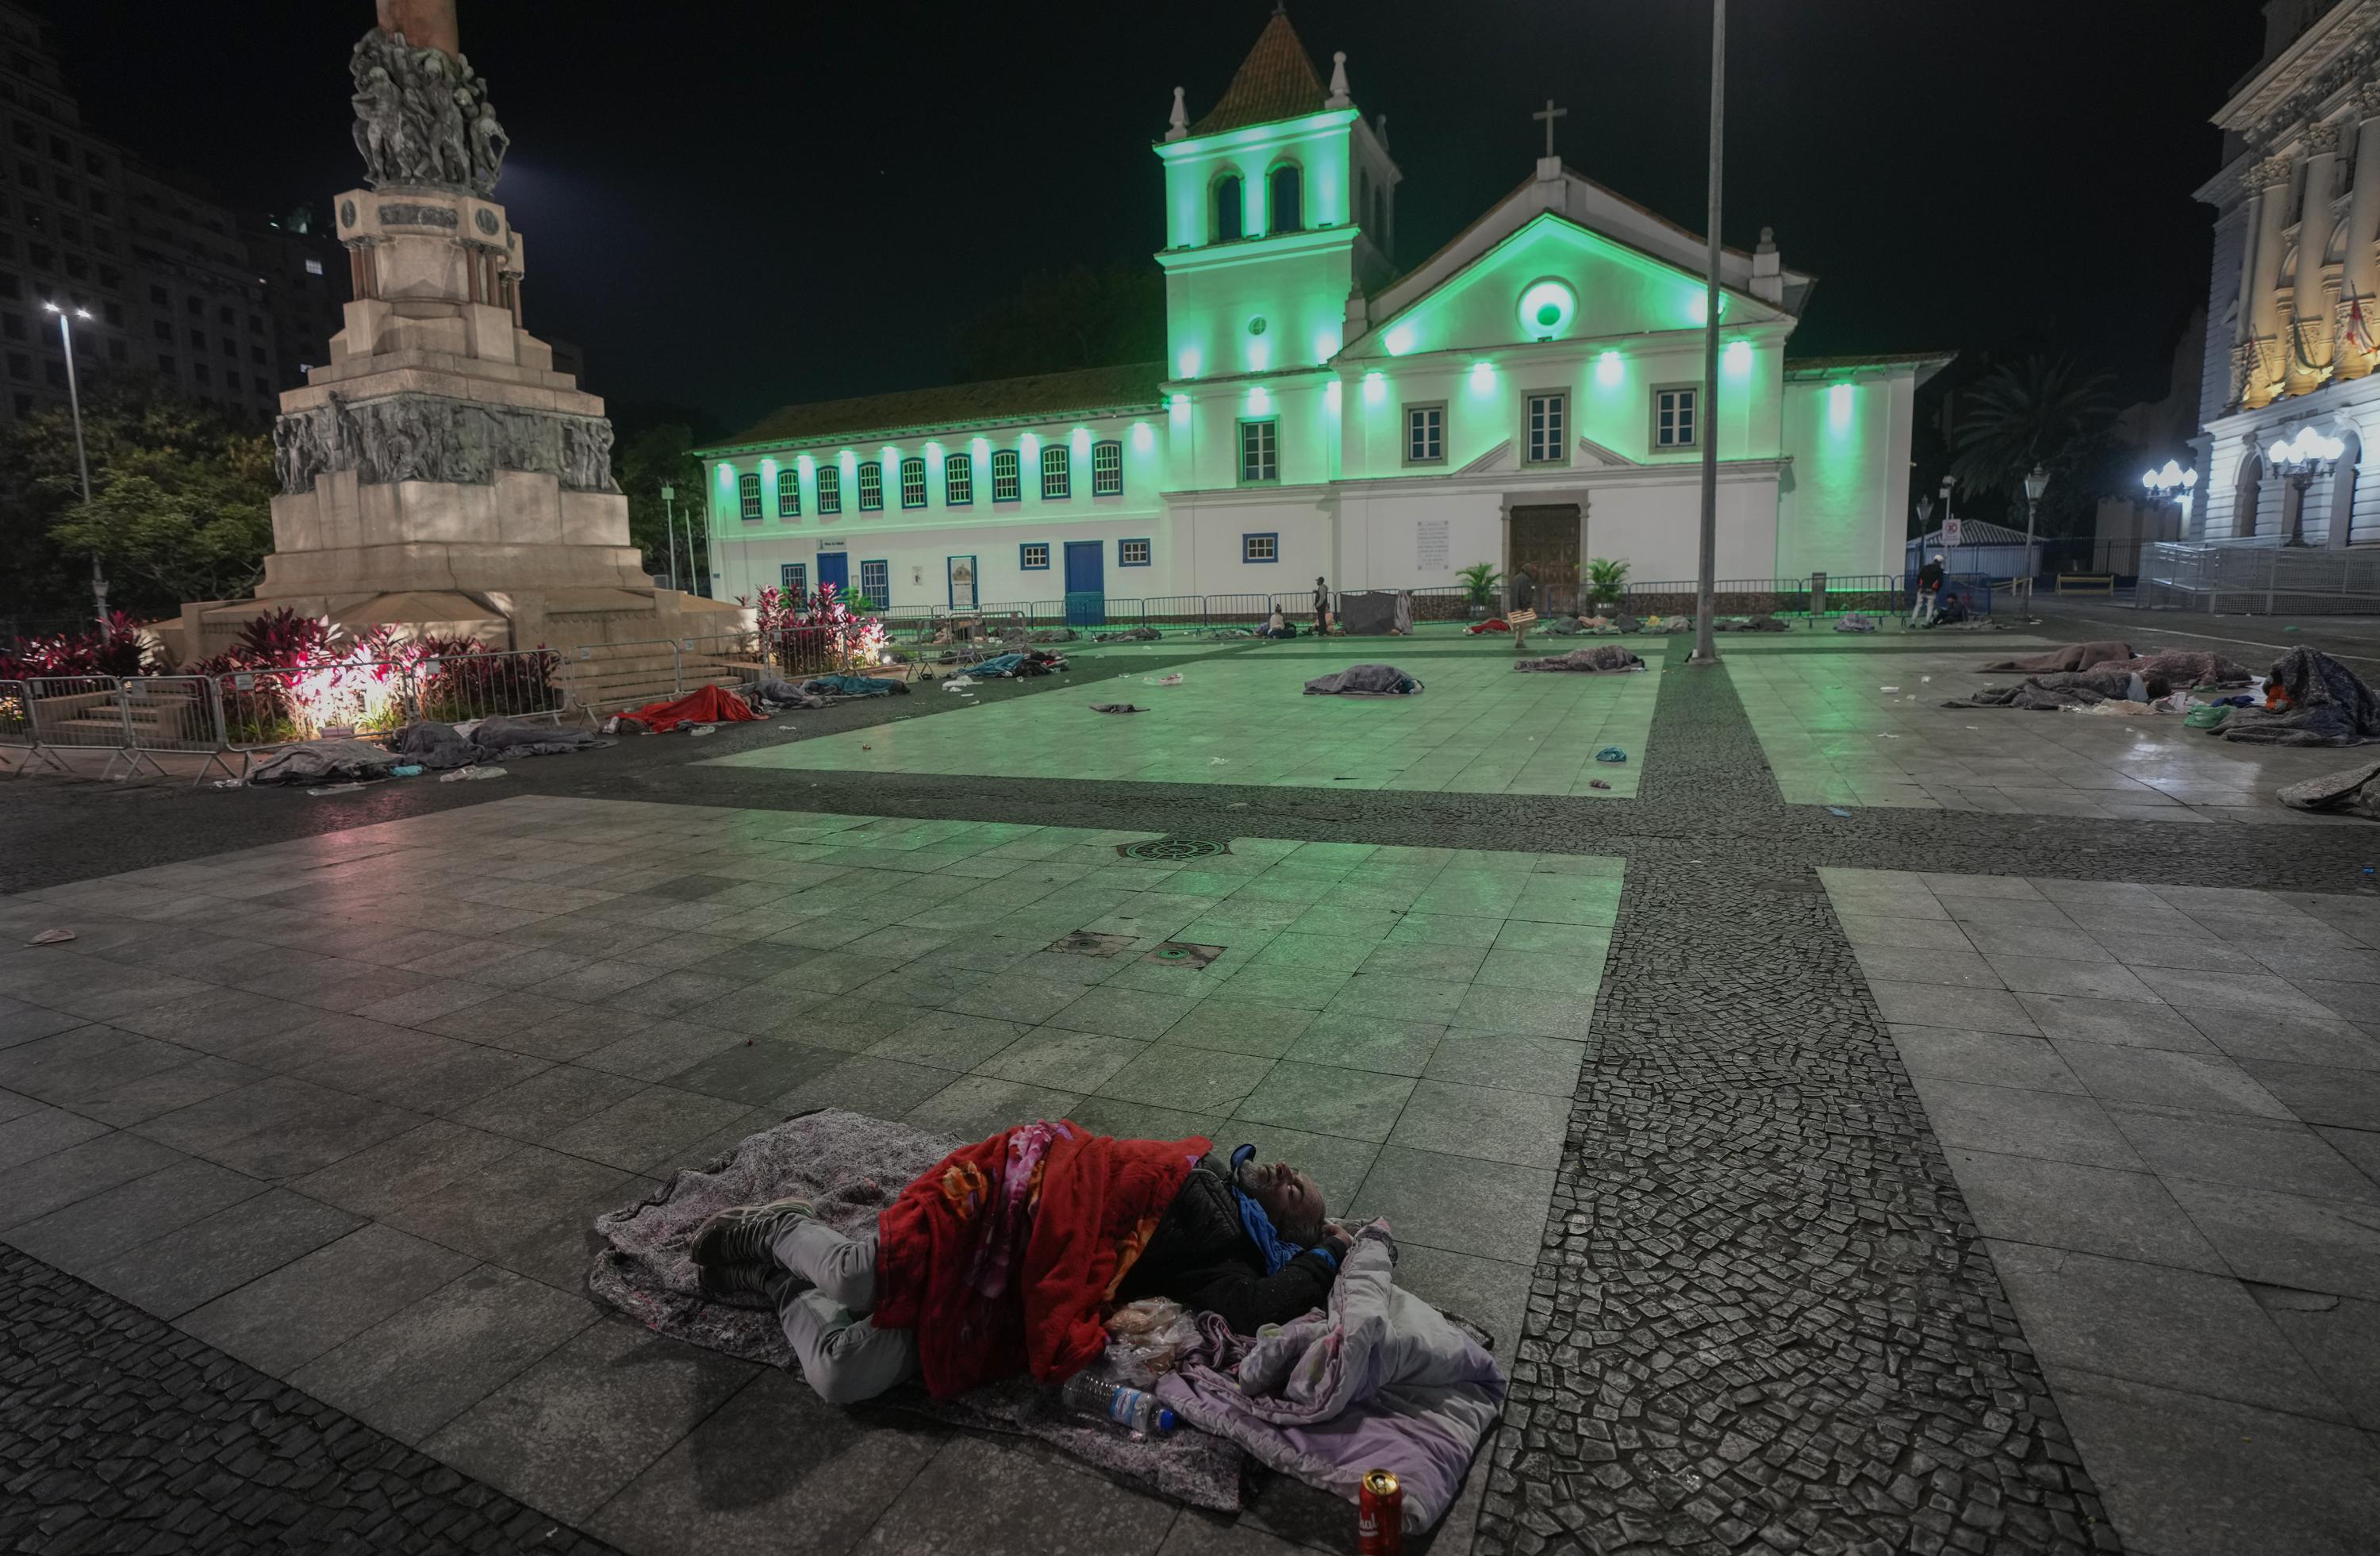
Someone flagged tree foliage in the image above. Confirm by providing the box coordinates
[1947,355,2117,535]
[952,265,1165,383]
[0,382,275,619]
[612,420,709,590]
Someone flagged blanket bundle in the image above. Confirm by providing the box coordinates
[1303,664,1425,696]
[873,1121,1209,1397]
[1978,640,2132,674]
[1156,1227,1506,1533]
[1946,668,2138,712]
[1513,645,1645,674]
[626,684,762,733]
[391,716,606,768]
[2223,647,2380,746]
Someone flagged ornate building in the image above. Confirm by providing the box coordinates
[697,14,1945,617]
[2195,0,2380,546]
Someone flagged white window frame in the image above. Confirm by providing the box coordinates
[1092,439,1123,496]
[1238,417,1278,484]
[779,562,808,596]
[738,471,762,521]
[1019,541,1050,571]
[1242,532,1278,563]
[1403,402,1445,466]
[1525,390,1568,467]
[1119,537,1151,567]
[1040,444,1071,500]
[858,558,889,606]
[775,468,800,518]
[945,452,973,505]
[816,466,842,513]
[1653,384,1700,451]
[857,461,883,510]
[992,448,1022,501]
[900,455,927,509]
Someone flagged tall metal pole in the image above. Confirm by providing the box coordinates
[661,483,680,594]
[52,306,104,626]
[1691,0,1725,666]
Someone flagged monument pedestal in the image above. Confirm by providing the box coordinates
[178,9,739,660]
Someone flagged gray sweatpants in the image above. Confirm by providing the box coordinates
[770,1219,919,1405]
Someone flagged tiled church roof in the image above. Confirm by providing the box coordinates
[706,362,1166,452]
[1188,13,1328,136]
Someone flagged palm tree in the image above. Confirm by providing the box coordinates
[1947,355,2117,531]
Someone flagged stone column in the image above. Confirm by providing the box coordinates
[2338,84,2380,378]
[2291,121,2344,393]
[374,0,459,56]
[2244,152,2297,409]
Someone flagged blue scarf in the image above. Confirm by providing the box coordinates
[1229,1144,1335,1274]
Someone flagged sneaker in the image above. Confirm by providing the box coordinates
[688,1196,814,1296]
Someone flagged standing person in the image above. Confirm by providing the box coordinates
[1912,553,1946,627]
[1311,575,1333,635]
[1510,566,1537,615]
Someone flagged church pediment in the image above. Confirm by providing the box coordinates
[1348,211,1785,362]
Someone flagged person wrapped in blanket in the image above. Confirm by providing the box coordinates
[687,1129,1345,1404]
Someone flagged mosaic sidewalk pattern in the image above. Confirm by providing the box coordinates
[1729,649,2354,820]
[1478,660,2117,1556]
[0,799,1620,1555]
[1822,868,2380,1555]
[710,644,1662,797]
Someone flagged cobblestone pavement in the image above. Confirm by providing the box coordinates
[5,615,2379,1554]
[0,1243,621,1555]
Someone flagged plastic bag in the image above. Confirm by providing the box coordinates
[1103,1297,1200,1387]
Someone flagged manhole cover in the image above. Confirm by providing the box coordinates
[1117,838,1230,863]
[1050,931,1134,956]
[1143,942,1223,970]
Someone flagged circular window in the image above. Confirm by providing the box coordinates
[1248,316,1268,336]
[1518,279,1576,338]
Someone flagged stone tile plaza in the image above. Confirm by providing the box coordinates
[10,4,2380,1556]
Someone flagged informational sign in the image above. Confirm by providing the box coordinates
[1941,517,1963,547]
[947,555,977,610]
[1416,518,1449,571]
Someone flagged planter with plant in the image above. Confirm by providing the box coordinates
[1456,563,1503,619]
[1586,557,1631,613]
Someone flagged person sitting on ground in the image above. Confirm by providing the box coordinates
[689,1140,1349,1405]
[1261,606,1297,639]
[1936,590,1969,624]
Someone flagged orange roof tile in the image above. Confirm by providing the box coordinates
[1189,13,1330,136]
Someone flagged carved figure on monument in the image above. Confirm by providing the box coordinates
[347,26,507,194]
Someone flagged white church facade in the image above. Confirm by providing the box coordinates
[2191,0,2380,549]
[697,15,1944,617]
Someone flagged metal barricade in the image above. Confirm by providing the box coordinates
[413,649,566,728]
[0,677,60,777]
[24,675,136,780]
[120,674,240,786]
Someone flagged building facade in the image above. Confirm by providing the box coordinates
[0,2,351,428]
[2194,0,2380,547]
[698,16,1943,615]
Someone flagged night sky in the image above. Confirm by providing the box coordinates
[53,2,2262,436]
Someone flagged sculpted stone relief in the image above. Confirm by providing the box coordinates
[274,394,617,496]
[350,26,509,194]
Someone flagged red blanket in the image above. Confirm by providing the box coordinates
[873,1122,1208,1398]
[628,683,761,733]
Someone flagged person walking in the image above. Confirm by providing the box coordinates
[1912,553,1946,627]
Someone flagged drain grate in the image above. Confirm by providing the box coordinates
[1117,838,1230,863]
[1143,941,1223,969]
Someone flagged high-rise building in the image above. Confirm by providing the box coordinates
[0,2,353,428]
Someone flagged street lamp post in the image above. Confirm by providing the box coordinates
[2266,427,2344,545]
[1690,0,1726,667]
[44,302,103,625]
[2019,463,2049,608]
[660,482,680,594]
[2139,459,2199,542]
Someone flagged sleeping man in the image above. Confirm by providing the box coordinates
[689,1132,1349,1404]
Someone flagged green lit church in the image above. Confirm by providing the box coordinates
[697,13,1945,618]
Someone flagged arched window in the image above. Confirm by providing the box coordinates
[1214,175,1243,243]
[1268,163,1303,233]
[2235,451,2263,539]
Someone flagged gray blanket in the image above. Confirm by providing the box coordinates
[1979,640,2132,674]
[393,717,606,768]
[2223,647,2380,746]
[1514,645,1645,674]
[2278,760,2380,818]
[1303,663,1424,696]
[1946,668,2137,711]
[246,738,401,786]
[586,1109,1245,1509]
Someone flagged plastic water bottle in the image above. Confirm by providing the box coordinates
[1062,1373,1177,1436]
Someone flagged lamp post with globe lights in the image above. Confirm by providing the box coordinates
[42,301,105,624]
[2266,427,2345,545]
[2139,459,2199,540]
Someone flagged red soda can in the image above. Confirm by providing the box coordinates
[1358,1468,1403,1556]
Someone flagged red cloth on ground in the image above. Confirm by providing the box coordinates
[1465,618,1512,635]
[873,1121,1209,1398]
[627,683,762,733]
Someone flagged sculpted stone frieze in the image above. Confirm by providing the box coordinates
[350,26,509,194]
[274,393,617,496]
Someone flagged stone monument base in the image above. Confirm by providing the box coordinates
[172,584,744,663]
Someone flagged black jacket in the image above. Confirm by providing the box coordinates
[1112,1153,1338,1334]
[1917,560,1945,590]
